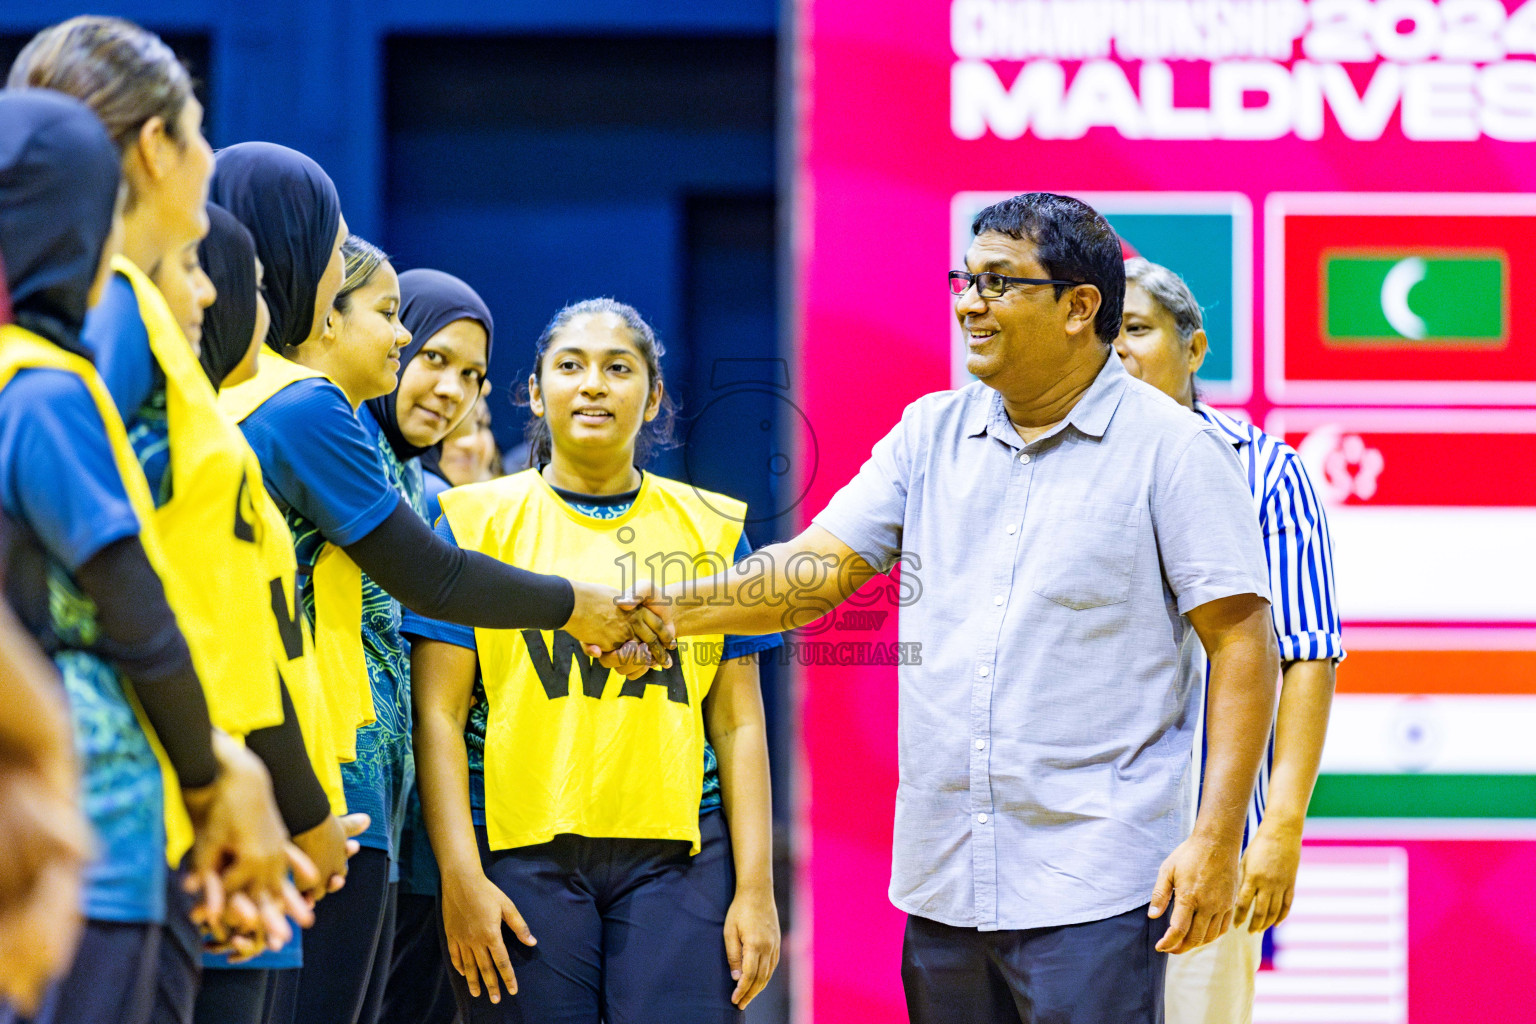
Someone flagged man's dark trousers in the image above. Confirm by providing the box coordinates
[901,904,1171,1024]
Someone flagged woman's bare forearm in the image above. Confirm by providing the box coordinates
[706,657,774,893]
[1260,659,1337,833]
[410,641,483,876]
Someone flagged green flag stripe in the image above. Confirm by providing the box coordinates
[1310,774,1536,818]
[1325,256,1505,341]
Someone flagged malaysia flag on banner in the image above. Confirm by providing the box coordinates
[1257,836,1536,1024]
[1265,193,1536,404]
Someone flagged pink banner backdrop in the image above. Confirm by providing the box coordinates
[792,2,1536,1020]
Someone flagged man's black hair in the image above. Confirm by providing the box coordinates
[970,192,1125,344]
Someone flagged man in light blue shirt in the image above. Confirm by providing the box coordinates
[656,193,1280,1024]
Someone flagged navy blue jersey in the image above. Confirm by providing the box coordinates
[81,273,156,424]
[239,377,398,546]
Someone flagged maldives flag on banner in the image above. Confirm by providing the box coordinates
[1266,193,1536,404]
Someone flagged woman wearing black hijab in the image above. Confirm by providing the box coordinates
[190,201,375,1024]
[365,269,494,465]
[209,144,672,1024]
[369,269,493,1024]
[208,142,347,357]
[0,90,283,1024]
[367,268,494,516]
[195,203,267,390]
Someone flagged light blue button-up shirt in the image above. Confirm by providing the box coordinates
[814,354,1270,931]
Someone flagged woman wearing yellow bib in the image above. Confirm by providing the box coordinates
[409,299,781,1023]
[146,204,370,1024]
[209,146,678,1024]
[0,89,293,1024]
[17,17,333,985]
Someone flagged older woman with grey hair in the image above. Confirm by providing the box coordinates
[1114,256,1209,407]
[1115,257,1344,1024]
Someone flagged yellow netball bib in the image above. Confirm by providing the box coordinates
[441,470,743,855]
[114,258,285,737]
[0,324,196,863]
[221,350,374,765]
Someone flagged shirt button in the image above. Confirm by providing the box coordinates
[977,813,989,824]
[978,666,990,677]
[993,594,1004,606]
[975,739,986,750]
[1006,523,1017,534]
[1018,452,1031,464]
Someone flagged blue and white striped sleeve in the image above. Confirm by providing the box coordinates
[1261,448,1344,664]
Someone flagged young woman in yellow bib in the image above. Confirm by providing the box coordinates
[209,147,676,1024]
[145,204,370,1024]
[0,87,299,1024]
[8,16,335,1017]
[409,299,781,1024]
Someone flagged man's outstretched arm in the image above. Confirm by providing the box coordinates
[663,525,880,638]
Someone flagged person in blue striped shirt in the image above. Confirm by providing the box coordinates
[1116,257,1344,1024]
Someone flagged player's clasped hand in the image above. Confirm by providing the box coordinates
[183,732,318,956]
[1147,831,1241,955]
[566,579,677,678]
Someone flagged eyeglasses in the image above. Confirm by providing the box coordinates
[949,270,1083,299]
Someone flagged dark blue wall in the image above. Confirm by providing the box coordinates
[0,2,782,527]
[1,0,792,815]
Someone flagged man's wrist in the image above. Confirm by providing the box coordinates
[1190,817,1245,848]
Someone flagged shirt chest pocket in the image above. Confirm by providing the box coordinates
[1029,501,1143,610]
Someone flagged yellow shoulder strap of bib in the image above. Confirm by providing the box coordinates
[219,348,329,422]
[0,324,158,523]
[219,348,375,754]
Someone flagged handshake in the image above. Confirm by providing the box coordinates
[565,580,679,679]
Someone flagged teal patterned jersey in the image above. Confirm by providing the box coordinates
[52,584,168,924]
[58,383,171,923]
[349,406,421,873]
[126,388,172,506]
